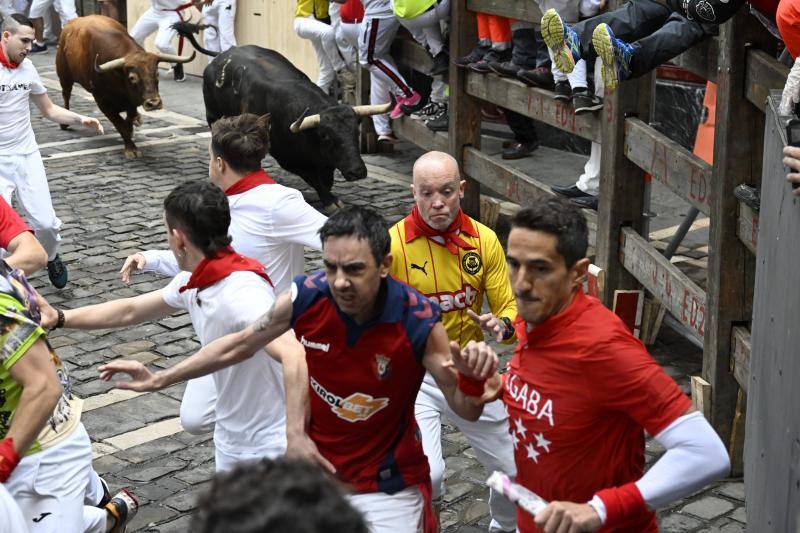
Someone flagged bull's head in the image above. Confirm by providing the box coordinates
[289,102,392,182]
[94,50,196,111]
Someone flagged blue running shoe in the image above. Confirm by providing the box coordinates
[592,23,634,91]
[541,9,581,74]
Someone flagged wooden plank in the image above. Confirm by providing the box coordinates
[691,376,712,419]
[730,326,751,393]
[746,48,789,112]
[737,201,759,255]
[619,227,707,341]
[393,116,449,153]
[391,36,434,75]
[624,118,712,215]
[465,72,602,143]
[670,37,718,84]
[462,147,598,246]
[728,388,746,477]
[466,0,541,23]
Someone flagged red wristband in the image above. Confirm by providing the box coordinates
[595,482,649,527]
[0,437,21,483]
[457,372,487,397]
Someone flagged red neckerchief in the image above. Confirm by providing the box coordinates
[223,169,277,196]
[0,44,19,69]
[179,246,273,293]
[404,205,478,255]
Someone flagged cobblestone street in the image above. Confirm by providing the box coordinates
[22,49,746,532]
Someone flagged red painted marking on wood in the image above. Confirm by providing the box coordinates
[689,166,709,204]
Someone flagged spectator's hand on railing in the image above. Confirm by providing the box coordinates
[782,145,800,196]
[780,58,800,116]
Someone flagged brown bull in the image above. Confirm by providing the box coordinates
[55,15,194,158]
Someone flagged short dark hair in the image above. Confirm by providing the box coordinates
[163,181,232,258]
[511,196,588,268]
[2,14,34,32]
[193,458,369,533]
[210,113,271,174]
[319,206,390,265]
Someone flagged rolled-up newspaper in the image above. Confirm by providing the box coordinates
[486,471,549,517]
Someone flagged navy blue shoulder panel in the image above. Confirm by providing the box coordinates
[290,271,328,328]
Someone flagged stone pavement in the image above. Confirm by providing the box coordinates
[20,49,744,531]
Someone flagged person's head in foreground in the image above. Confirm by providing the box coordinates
[163,180,232,271]
[318,205,391,323]
[411,151,465,231]
[193,458,368,533]
[1,14,35,65]
[507,196,590,324]
[208,113,271,185]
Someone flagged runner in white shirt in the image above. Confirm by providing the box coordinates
[119,114,327,436]
[26,0,76,52]
[0,14,103,289]
[130,0,190,81]
[39,180,307,472]
[198,0,237,54]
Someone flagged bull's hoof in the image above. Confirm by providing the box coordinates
[321,199,345,215]
[124,147,143,158]
[60,124,70,131]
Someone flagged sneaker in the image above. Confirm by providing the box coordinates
[592,23,634,91]
[391,90,424,119]
[488,60,527,78]
[105,489,139,533]
[541,9,582,74]
[97,477,112,508]
[173,63,186,82]
[411,101,446,120]
[47,254,68,289]
[455,44,490,69]
[517,66,555,90]
[377,132,398,143]
[429,51,450,76]
[553,80,572,101]
[426,108,448,132]
[734,184,761,211]
[572,88,603,114]
[469,48,511,73]
[30,42,47,54]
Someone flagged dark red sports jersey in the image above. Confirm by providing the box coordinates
[502,291,691,532]
[291,272,440,494]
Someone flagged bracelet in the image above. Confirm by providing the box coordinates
[52,308,65,330]
[457,372,487,397]
[500,316,515,341]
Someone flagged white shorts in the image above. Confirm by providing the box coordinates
[0,483,29,533]
[348,486,424,533]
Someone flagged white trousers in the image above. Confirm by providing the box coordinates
[0,151,61,260]
[179,373,217,435]
[5,424,107,533]
[215,441,285,473]
[348,486,423,533]
[294,15,345,92]
[415,373,517,532]
[28,0,76,24]
[340,21,361,58]
[0,483,29,533]
[359,16,412,135]
[130,7,180,54]
[0,0,30,17]
[202,0,237,53]
[576,58,603,195]
[396,0,449,57]
[330,2,358,68]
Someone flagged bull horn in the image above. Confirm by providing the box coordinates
[289,107,321,133]
[156,50,196,64]
[351,102,393,117]
[94,54,126,73]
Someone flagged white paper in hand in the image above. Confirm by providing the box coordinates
[486,471,549,517]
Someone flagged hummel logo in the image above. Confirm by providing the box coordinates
[300,335,330,353]
[411,261,428,276]
[33,512,52,523]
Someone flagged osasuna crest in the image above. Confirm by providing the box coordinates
[462,251,482,275]
[373,354,391,380]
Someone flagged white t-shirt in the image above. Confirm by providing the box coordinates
[143,182,326,295]
[0,59,46,155]
[363,0,394,18]
[161,270,287,459]
[0,483,28,533]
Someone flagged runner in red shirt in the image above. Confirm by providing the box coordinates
[0,196,47,276]
[476,196,730,532]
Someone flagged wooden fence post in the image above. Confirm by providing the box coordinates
[449,0,481,218]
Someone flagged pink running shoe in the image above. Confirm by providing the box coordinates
[389,90,423,119]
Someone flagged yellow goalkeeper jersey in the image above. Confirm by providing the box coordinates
[390,212,517,347]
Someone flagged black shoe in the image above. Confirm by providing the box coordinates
[572,88,603,114]
[551,184,593,199]
[517,66,555,90]
[426,109,449,132]
[571,195,598,210]
[173,64,186,82]
[429,51,450,76]
[502,140,540,160]
[488,60,527,78]
[30,42,47,54]
[553,80,572,101]
[455,45,490,68]
[469,49,511,73]
[47,254,68,289]
[734,184,761,212]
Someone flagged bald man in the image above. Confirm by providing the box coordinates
[389,151,518,532]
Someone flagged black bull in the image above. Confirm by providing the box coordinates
[201,45,389,212]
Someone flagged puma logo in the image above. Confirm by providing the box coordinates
[33,513,52,523]
[411,261,428,276]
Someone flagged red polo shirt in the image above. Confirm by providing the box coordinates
[0,198,31,251]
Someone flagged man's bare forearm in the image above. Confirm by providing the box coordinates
[282,347,310,439]
[7,377,61,455]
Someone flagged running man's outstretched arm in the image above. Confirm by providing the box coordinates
[98,291,295,392]
[30,93,104,134]
[37,289,177,330]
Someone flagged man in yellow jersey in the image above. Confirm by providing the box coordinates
[389,151,517,532]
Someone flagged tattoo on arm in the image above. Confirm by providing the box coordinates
[253,302,275,332]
